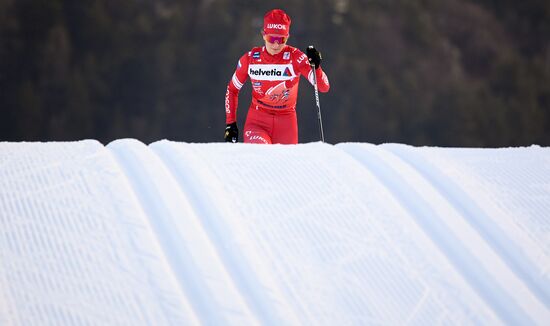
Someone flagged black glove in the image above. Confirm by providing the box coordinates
[224,122,238,143]
[306,45,322,69]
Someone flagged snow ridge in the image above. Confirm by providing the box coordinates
[109,139,261,325]
[149,140,298,326]
[338,143,545,324]
[384,144,550,306]
[0,139,549,325]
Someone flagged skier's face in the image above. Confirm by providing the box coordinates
[263,33,287,55]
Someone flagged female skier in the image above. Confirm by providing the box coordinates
[224,9,330,144]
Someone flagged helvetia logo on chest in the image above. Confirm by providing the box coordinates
[248,64,294,80]
[249,68,282,76]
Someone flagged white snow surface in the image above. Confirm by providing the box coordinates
[0,139,549,325]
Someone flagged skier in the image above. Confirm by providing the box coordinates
[224,9,330,144]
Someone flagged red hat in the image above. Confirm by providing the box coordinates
[263,9,291,36]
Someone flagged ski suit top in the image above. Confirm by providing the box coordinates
[225,45,330,124]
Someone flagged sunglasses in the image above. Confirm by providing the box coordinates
[264,34,288,44]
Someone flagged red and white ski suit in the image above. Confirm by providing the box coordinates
[225,45,330,144]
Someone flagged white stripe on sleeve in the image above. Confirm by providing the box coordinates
[232,73,243,90]
[308,70,315,85]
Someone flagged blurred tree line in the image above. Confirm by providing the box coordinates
[1,0,549,146]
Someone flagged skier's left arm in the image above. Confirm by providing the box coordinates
[295,46,330,92]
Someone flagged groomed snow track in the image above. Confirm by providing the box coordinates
[0,139,549,325]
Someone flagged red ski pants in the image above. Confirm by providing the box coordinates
[243,105,298,144]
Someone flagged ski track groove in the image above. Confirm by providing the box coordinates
[337,143,540,325]
[383,143,550,308]
[107,140,222,326]
[150,140,291,326]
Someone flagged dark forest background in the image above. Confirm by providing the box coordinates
[1,0,549,146]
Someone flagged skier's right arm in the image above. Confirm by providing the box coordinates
[225,53,249,125]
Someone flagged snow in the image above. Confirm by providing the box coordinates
[0,140,549,325]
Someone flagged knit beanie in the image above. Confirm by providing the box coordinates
[263,9,291,36]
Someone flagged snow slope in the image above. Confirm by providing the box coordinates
[0,140,549,325]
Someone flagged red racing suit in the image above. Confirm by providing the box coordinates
[225,45,330,144]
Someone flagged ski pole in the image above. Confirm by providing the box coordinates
[310,62,325,142]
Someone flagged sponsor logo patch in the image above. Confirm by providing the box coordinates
[252,82,263,95]
[248,64,295,81]
[245,131,269,144]
[252,52,260,59]
[283,52,290,60]
[266,24,287,31]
